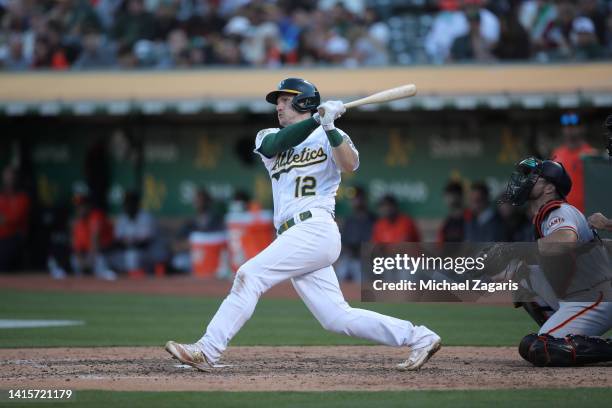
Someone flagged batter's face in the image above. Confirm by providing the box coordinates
[276,94,310,127]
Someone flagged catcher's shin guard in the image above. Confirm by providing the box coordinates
[568,334,612,365]
[519,333,612,366]
[518,333,539,361]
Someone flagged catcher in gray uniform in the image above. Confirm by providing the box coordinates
[492,157,612,366]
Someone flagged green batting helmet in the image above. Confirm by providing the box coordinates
[265,78,320,113]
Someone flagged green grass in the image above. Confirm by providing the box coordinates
[3,389,610,408]
[0,290,538,348]
[1,291,608,407]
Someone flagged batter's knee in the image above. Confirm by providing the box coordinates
[232,262,268,297]
[318,314,343,333]
[319,320,335,332]
[318,308,353,334]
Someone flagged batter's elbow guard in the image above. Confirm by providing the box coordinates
[519,333,612,367]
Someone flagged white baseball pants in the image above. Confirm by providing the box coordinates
[198,209,438,364]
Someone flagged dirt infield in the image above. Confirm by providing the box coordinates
[1,346,611,392]
[2,276,610,392]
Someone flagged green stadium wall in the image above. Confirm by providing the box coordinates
[2,109,609,219]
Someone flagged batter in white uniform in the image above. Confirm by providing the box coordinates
[165,78,441,371]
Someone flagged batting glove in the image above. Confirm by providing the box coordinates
[317,101,346,131]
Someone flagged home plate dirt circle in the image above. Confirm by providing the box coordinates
[1,346,611,392]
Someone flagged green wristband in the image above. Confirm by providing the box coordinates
[325,129,344,147]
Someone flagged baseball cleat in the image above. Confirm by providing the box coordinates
[165,341,213,372]
[397,336,441,371]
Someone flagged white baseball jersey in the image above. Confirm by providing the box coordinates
[534,201,612,337]
[539,203,594,243]
[537,202,609,297]
[254,125,359,229]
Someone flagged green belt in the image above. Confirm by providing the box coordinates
[277,211,313,235]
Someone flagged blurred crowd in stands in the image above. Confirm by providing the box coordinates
[1,0,611,71]
[0,112,603,280]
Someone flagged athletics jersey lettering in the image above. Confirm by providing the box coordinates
[253,125,359,229]
[271,146,328,180]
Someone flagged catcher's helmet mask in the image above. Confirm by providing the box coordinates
[504,157,572,206]
[266,78,321,114]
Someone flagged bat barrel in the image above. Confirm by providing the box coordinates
[344,84,417,109]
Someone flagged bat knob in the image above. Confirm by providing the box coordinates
[317,107,326,117]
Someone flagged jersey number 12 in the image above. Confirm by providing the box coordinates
[295,176,316,197]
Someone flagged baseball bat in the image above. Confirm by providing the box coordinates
[343,84,417,109]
